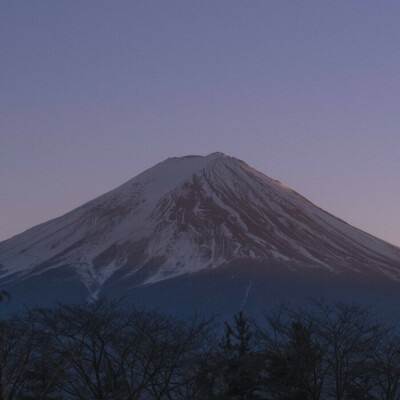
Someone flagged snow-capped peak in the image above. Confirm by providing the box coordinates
[0,153,399,295]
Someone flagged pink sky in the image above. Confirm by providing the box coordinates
[1,1,399,246]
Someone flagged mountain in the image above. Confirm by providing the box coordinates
[1,152,399,316]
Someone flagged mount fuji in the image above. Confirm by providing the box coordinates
[1,153,399,316]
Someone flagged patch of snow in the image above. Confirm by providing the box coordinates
[240,279,253,310]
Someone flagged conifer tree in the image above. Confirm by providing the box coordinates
[220,311,263,400]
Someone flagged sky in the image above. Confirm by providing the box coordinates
[1,1,399,246]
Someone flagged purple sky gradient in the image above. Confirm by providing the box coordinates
[1,1,399,245]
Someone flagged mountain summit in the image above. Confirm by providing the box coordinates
[1,153,399,311]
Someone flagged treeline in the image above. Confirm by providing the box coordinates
[0,299,400,399]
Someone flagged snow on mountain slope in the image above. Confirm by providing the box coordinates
[0,152,399,296]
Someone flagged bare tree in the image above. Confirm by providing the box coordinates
[312,300,388,399]
[0,311,42,399]
[255,300,392,400]
[371,334,400,400]
[34,299,132,399]
[257,305,326,400]
[121,312,213,399]
[0,296,399,400]
[33,299,212,400]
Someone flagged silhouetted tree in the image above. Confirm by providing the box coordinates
[0,312,44,399]
[32,298,212,399]
[314,300,387,399]
[0,297,398,399]
[210,311,264,400]
[258,306,325,400]
[369,334,400,400]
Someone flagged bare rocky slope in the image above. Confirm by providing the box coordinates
[1,153,399,315]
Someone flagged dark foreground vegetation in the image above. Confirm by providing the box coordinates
[0,298,400,400]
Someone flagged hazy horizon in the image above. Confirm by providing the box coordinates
[1,1,399,246]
